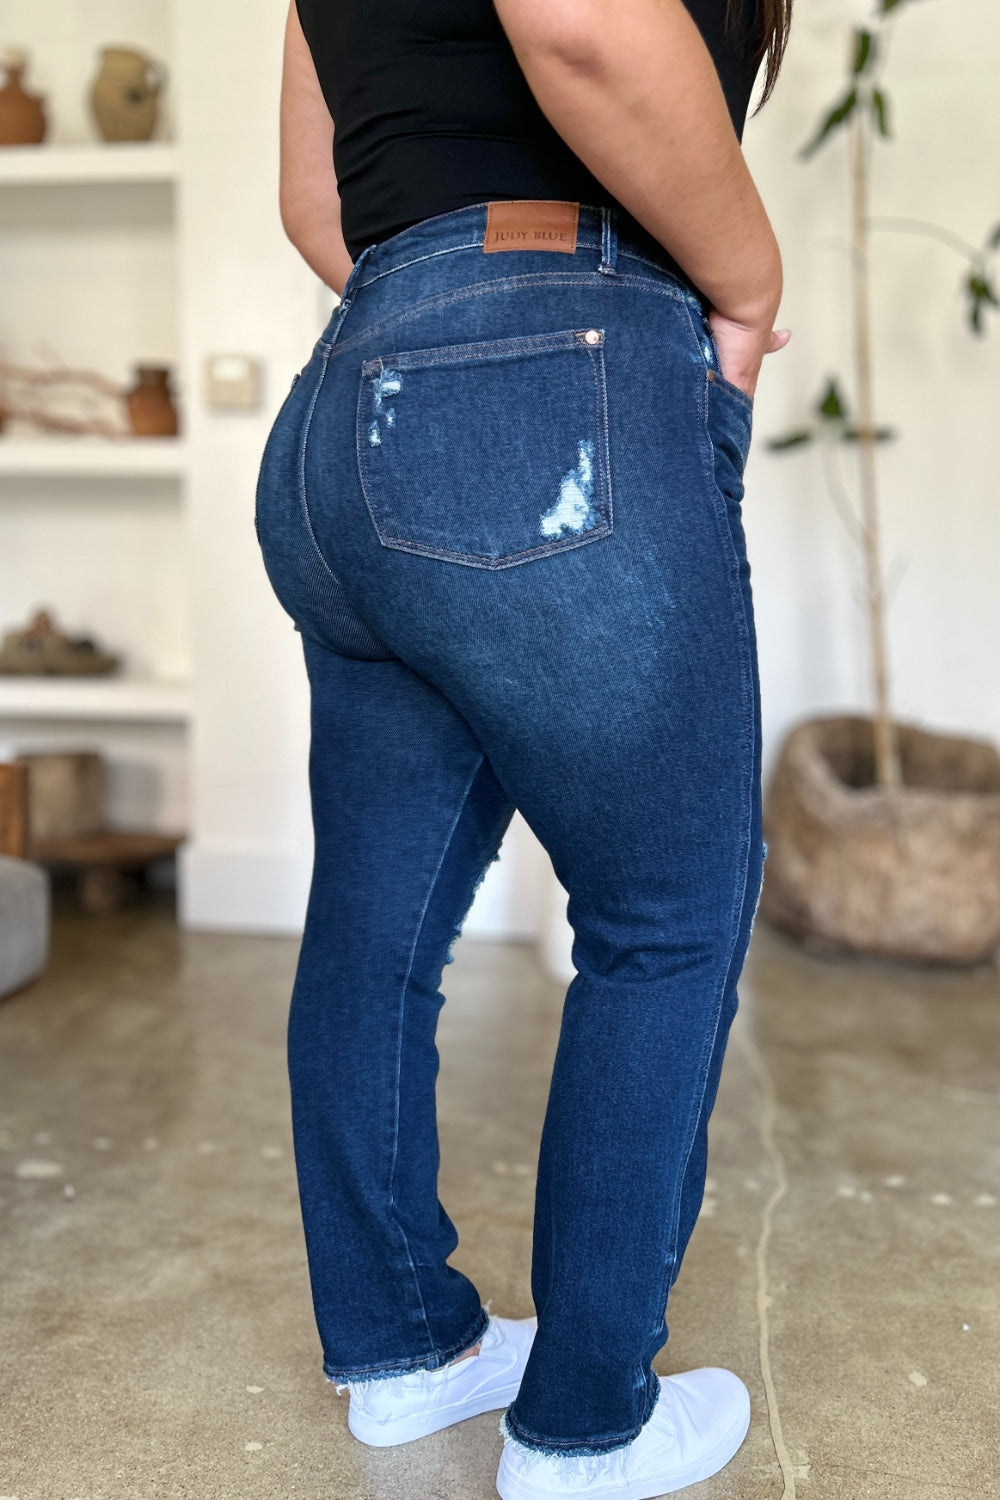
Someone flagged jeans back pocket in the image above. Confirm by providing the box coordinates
[356,327,613,569]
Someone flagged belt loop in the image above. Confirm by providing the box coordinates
[327,241,377,346]
[341,241,376,308]
[599,207,618,276]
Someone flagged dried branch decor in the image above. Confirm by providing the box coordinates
[0,359,129,437]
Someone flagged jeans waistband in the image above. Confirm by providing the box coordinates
[344,202,708,315]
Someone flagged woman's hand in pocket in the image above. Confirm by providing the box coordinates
[708,310,791,400]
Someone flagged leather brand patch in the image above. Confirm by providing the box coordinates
[484,200,580,255]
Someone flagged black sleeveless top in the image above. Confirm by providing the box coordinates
[295,0,763,261]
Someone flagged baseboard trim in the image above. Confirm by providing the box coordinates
[178,841,311,933]
[178,830,543,940]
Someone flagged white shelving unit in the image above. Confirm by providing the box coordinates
[0,4,188,841]
[0,439,189,478]
[0,675,192,723]
[0,143,179,187]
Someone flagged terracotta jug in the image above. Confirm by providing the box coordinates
[90,47,164,143]
[0,50,47,146]
[125,367,179,437]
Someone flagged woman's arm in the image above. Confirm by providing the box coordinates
[279,0,353,296]
[493,0,788,393]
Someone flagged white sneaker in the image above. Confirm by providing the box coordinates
[496,1367,751,1500]
[344,1315,537,1447]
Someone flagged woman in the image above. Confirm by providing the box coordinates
[256,1,793,1495]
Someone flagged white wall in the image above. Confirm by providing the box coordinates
[5,0,996,937]
[172,0,317,928]
[744,0,1000,764]
[171,0,553,936]
[166,0,1000,936]
[545,2,1000,974]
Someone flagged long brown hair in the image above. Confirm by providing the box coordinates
[727,0,794,109]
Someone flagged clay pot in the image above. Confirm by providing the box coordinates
[760,715,1000,965]
[0,52,47,146]
[89,47,164,143]
[125,367,179,437]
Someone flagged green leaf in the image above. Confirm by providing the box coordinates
[766,430,815,452]
[816,377,850,422]
[878,0,921,13]
[987,222,1000,252]
[800,88,858,159]
[968,272,999,304]
[871,88,891,138]
[966,269,1000,336]
[852,30,879,76]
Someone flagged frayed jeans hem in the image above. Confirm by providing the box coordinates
[322,1305,490,1385]
[500,1375,660,1459]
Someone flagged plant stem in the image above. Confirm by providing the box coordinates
[819,435,864,547]
[850,108,901,788]
[866,215,982,262]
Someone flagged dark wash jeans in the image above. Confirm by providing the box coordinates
[254,202,764,1457]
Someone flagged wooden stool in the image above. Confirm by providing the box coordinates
[28,829,185,913]
[0,762,29,857]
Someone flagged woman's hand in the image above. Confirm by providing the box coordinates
[708,311,791,400]
[495,0,789,391]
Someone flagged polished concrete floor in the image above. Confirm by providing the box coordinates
[1,891,998,1500]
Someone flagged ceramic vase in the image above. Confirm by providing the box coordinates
[0,51,47,146]
[125,367,179,437]
[90,47,164,143]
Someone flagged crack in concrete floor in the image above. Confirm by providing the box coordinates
[0,896,998,1498]
[737,1022,798,1500]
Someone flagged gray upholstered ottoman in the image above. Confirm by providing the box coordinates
[0,856,50,999]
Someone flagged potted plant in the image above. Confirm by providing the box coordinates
[759,0,1000,964]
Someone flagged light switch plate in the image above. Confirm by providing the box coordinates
[205,354,261,410]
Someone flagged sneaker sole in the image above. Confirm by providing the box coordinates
[348,1380,523,1448]
[496,1392,751,1500]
